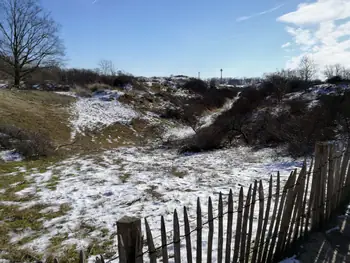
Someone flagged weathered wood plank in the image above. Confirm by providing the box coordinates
[275,170,297,260]
[225,189,234,263]
[145,218,157,263]
[196,198,202,263]
[217,193,224,263]
[184,206,193,263]
[207,197,214,263]
[240,185,252,262]
[266,172,289,263]
[245,181,257,263]
[302,157,313,239]
[173,209,181,263]
[261,173,280,263]
[161,216,169,263]
[251,180,264,263]
[232,187,244,263]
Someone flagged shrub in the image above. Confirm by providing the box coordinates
[87,83,112,92]
[182,79,208,93]
[113,74,135,87]
[0,125,54,159]
[73,85,92,97]
[327,76,343,84]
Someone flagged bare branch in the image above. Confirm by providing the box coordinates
[298,55,316,82]
[0,0,65,87]
[98,59,116,76]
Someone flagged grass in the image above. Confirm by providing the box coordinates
[170,166,187,178]
[120,173,131,183]
[0,90,74,146]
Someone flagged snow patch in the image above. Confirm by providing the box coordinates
[0,150,23,162]
[163,126,195,140]
[279,255,300,263]
[70,98,139,138]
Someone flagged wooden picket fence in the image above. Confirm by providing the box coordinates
[56,141,350,263]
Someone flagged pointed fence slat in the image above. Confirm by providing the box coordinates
[161,216,169,263]
[319,143,328,228]
[301,157,313,239]
[217,193,224,263]
[79,250,85,263]
[245,181,257,263]
[207,197,214,263]
[251,180,264,263]
[266,171,289,263]
[232,187,244,263]
[196,198,202,263]
[327,143,335,221]
[310,143,323,231]
[261,173,280,263]
[145,218,157,263]
[184,207,193,263]
[337,146,349,205]
[275,170,297,261]
[332,150,342,211]
[173,210,181,263]
[258,175,273,263]
[284,167,305,253]
[291,164,307,245]
[240,185,252,262]
[342,147,350,201]
[225,189,234,263]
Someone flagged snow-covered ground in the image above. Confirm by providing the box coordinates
[0,150,23,162]
[69,98,139,138]
[197,94,240,129]
[4,146,304,262]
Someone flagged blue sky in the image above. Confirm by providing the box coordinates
[42,0,350,78]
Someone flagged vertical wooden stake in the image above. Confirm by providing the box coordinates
[117,216,143,263]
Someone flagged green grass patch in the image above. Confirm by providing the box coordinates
[45,175,60,190]
[120,173,131,183]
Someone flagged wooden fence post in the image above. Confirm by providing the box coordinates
[117,216,143,263]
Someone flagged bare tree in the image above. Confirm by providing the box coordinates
[0,0,64,88]
[298,55,316,82]
[98,59,116,76]
[323,64,344,79]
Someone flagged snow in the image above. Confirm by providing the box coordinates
[163,126,195,140]
[325,226,340,234]
[69,98,139,138]
[198,94,240,128]
[55,91,78,97]
[10,146,304,261]
[0,150,23,162]
[279,255,300,263]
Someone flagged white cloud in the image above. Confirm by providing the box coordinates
[237,4,284,22]
[281,42,291,48]
[278,0,350,73]
[277,0,350,25]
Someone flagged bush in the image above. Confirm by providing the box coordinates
[73,85,92,97]
[182,79,208,93]
[327,76,343,84]
[113,74,135,88]
[0,125,54,159]
[87,83,112,92]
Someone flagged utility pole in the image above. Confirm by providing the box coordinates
[220,69,223,84]
[198,72,200,79]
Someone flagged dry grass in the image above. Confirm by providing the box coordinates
[0,90,74,146]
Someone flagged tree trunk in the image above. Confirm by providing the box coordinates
[14,67,20,88]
